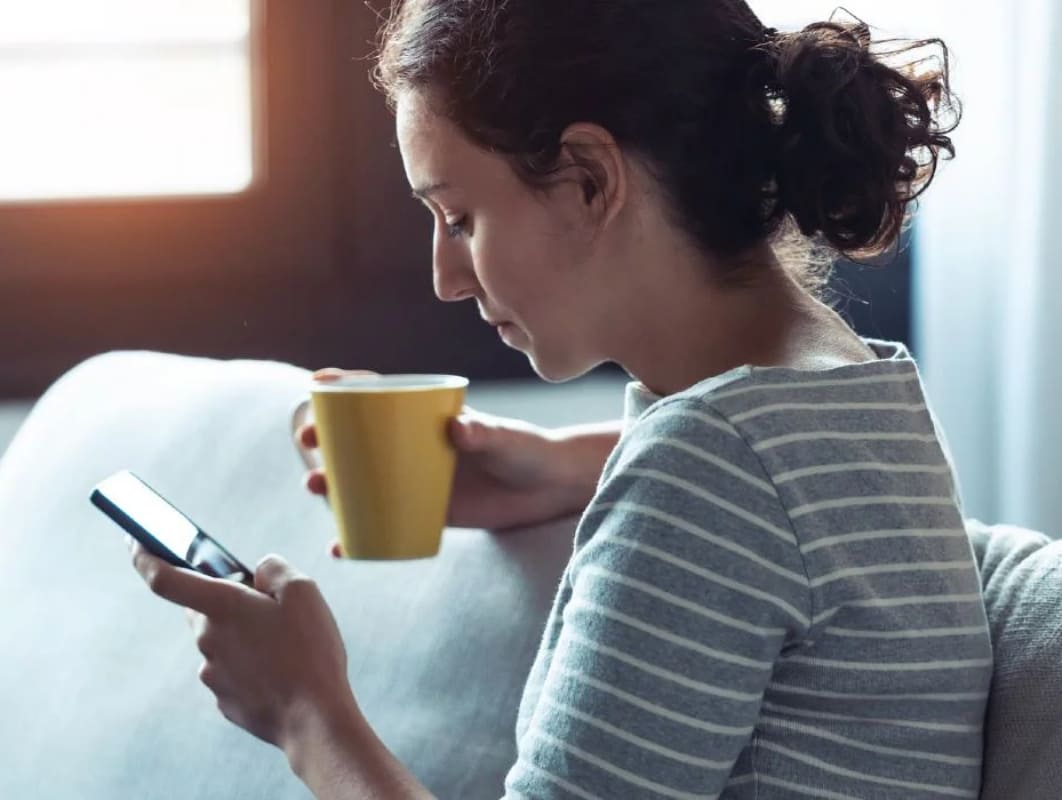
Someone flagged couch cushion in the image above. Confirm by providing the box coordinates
[967,518,1062,799]
[0,351,575,800]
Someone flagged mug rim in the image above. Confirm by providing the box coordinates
[309,374,469,393]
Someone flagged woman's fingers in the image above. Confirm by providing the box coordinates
[295,423,318,450]
[313,367,349,381]
[304,469,327,496]
[296,367,379,449]
[313,368,377,381]
[448,414,481,450]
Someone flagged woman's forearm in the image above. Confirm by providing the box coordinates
[286,701,435,800]
[549,419,623,515]
[284,420,624,799]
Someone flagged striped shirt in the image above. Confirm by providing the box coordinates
[502,339,991,799]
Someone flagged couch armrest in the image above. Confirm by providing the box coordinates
[965,518,1062,799]
[0,351,574,800]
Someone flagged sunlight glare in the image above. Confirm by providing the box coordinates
[0,0,249,45]
[0,0,254,201]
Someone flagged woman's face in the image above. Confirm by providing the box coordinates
[395,89,608,382]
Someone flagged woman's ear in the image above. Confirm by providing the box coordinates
[557,123,628,232]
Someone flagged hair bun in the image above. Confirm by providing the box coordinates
[764,20,958,259]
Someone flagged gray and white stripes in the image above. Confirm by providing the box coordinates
[503,341,990,799]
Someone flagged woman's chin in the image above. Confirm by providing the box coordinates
[505,326,601,382]
[527,350,601,384]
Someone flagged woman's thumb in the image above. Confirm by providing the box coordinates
[451,414,491,451]
[312,368,378,381]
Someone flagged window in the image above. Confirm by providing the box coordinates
[0,1,394,399]
[0,0,338,288]
[0,0,256,202]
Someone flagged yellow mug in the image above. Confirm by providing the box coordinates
[302,374,468,560]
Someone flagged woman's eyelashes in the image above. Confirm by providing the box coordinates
[418,197,469,240]
[445,215,469,239]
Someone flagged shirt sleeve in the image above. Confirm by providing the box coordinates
[503,399,811,799]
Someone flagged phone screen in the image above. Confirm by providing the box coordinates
[92,470,252,583]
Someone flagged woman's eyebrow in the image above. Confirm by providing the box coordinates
[411,181,451,200]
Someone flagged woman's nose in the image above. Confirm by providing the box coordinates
[432,239,478,303]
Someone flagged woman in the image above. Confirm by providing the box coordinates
[130,1,988,797]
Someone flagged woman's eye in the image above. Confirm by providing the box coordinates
[444,216,469,239]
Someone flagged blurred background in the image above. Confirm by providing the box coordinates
[0,1,1058,534]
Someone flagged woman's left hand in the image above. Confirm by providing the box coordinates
[127,538,359,753]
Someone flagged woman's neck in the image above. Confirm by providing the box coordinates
[610,249,868,397]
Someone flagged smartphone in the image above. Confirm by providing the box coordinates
[91,469,254,586]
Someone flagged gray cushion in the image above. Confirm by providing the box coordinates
[0,351,575,799]
[967,518,1061,799]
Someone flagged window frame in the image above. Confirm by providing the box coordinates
[0,0,336,289]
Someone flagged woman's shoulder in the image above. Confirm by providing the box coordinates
[604,339,946,513]
[615,338,937,479]
[627,336,917,408]
[632,338,925,427]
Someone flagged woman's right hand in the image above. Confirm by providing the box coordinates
[294,369,589,554]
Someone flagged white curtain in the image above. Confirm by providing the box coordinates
[916,0,1062,534]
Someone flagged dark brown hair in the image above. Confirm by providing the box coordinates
[373,1,959,283]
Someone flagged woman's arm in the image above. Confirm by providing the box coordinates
[282,421,624,800]
[131,415,626,800]
[284,700,435,800]
[302,412,622,533]
[128,543,435,800]
[504,405,807,797]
